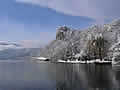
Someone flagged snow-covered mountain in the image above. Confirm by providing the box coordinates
[0,41,41,60]
[0,41,22,51]
[40,19,120,61]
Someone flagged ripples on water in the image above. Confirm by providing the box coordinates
[0,60,119,90]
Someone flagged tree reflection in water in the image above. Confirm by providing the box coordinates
[53,63,119,90]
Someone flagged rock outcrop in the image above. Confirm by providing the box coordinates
[40,19,120,61]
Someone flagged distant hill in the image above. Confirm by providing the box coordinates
[0,41,41,60]
[0,48,41,60]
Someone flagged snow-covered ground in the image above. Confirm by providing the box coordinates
[57,59,112,64]
[32,57,112,64]
[32,57,49,61]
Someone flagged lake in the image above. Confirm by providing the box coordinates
[0,60,119,90]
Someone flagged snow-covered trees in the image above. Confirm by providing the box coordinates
[110,40,120,62]
[40,19,120,61]
[84,33,108,60]
[94,36,108,60]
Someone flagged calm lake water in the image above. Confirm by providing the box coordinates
[0,60,119,90]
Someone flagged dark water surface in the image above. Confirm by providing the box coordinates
[0,60,119,90]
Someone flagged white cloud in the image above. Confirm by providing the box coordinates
[19,31,56,48]
[16,0,120,23]
[0,17,55,48]
[19,40,44,48]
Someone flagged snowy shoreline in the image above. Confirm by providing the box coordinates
[57,59,112,64]
[32,57,112,64]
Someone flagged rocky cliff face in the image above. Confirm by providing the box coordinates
[40,19,120,61]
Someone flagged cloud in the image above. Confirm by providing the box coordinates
[0,17,55,48]
[19,40,46,48]
[16,0,120,23]
[19,31,56,48]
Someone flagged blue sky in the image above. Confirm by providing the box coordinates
[1,0,120,47]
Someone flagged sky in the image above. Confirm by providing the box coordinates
[1,0,120,47]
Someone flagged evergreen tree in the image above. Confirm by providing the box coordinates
[93,36,107,61]
[86,35,108,61]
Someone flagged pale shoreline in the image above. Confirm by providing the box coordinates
[32,57,112,64]
[57,59,112,64]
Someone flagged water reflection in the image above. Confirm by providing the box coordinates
[0,60,54,89]
[0,60,119,90]
[53,63,120,90]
